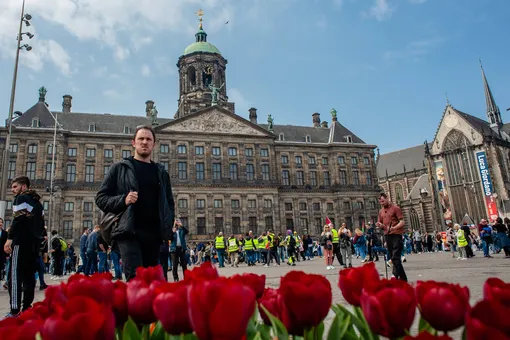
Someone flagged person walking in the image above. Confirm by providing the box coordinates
[321,225,334,270]
[170,219,188,282]
[78,227,89,273]
[3,176,44,317]
[376,193,408,281]
[95,125,176,281]
[215,232,227,268]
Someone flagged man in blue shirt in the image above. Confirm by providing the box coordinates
[170,219,188,282]
[78,227,90,273]
[85,225,100,275]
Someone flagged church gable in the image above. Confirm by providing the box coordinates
[158,106,273,137]
[430,106,484,155]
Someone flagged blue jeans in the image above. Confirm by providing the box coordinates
[358,245,367,260]
[110,250,122,279]
[317,246,323,257]
[85,250,97,275]
[482,240,490,257]
[37,256,46,286]
[217,249,226,267]
[98,251,108,273]
[245,250,254,265]
[278,247,285,262]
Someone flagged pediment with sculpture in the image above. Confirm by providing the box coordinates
[159,108,272,137]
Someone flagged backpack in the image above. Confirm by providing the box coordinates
[288,235,296,247]
[58,237,68,252]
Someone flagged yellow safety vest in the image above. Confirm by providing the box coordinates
[228,238,239,252]
[215,236,225,249]
[257,237,266,249]
[268,232,275,247]
[253,238,259,249]
[244,238,254,251]
[332,229,339,244]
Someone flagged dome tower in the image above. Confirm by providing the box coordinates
[176,10,234,118]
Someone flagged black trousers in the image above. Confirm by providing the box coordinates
[171,247,187,281]
[53,253,64,276]
[269,248,280,265]
[117,236,159,281]
[8,244,38,314]
[332,243,344,265]
[159,251,169,281]
[386,234,408,281]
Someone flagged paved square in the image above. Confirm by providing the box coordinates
[1,250,509,331]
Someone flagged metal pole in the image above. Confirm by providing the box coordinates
[47,111,58,255]
[0,0,26,219]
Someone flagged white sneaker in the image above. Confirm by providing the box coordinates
[326,266,331,270]
[264,264,269,268]
[461,258,467,260]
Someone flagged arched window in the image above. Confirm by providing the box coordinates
[187,66,196,86]
[395,183,404,203]
[409,208,420,231]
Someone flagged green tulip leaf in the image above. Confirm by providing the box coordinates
[122,318,141,340]
[246,307,259,339]
[260,305,289,340]
[418,316,437,334]
[256,324,273,340]
[303,322,325,340]
[35,333,43,340]
[148,322,166,340]
[353,306,380,340]
[327,312,352,340]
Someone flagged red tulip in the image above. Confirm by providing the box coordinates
[483,278,510,308]
[112,280,128,326]
[258,288,280,325]
[0,318,44,340]
[40,296,116,340]
[66,273,114,305]
[153,281,193,335]
[465,299,510,340]
[189,278,256,340]
[135,265,165,285]
[404,331,453,340]
[126,279,158,324]
[278,271,332,335]
[229,273,266,299]
[360,278,416,339]
[338,262,380,306]
[415,281,470,331]
[184,261,219,282]
[44,283,68,311]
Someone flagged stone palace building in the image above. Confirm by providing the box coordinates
[0,18,380,243]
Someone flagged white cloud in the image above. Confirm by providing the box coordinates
[382,37,445,62]
[92,66,108,78]
[228,88,252,116]
[103,89,119,98]
[18,39,72,76]
[366,0,394,21]
[141,64,151,77]
[114,46,130,61]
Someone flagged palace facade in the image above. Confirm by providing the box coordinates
[0,19,380,243]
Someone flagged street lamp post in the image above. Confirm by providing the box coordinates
[0,0,34,219]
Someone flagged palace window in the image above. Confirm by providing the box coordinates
[261,164,270,181]
[85,165,95,183]
[63,221,73,239]
[339,170,347,185]
[282,170,290,186]
[68,148,77,157]
[178,199,188,209]
[196,199,205,209]
[214,199,223,208]
[310,171,317,186]
[104,149,113,158]
[246,164,255,181]
[122,150,131,158]
[228,147,237,156]
[195,163,205,180]
[245,148,253,157]
[86,148,96,158]
[160,144,169,154]
[195,146,204,155]
[178,162,187,179]
[212,147,221,156]
[212,163,221,180]
[26,162,36,180]
[177,144,187,154]
[229,163,238,180]
[66,164,76,182]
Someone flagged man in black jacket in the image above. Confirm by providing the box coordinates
[3,176,44,317]
[96,125,175,281]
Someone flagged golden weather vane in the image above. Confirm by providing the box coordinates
[195,9,204,29]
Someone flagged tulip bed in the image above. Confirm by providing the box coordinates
[1,261,509,340]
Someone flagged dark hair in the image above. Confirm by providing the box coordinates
[12,176,30,188]
[133,125,156,141]
[83,227,89,232]
[51,230,58,235]
[379,192,388,199]
[496,217,503,224]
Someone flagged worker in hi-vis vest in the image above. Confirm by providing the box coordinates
[215,231,227,268]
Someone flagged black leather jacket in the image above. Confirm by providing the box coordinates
[95,157,175,241]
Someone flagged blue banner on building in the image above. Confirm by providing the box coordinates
[476,151,498,220]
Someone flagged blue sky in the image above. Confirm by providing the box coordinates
[0,0,509,153]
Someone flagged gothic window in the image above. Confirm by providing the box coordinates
[395,183,404,203]
[409,208,420,231]
[442,129,470,152]
[187,66,196,87]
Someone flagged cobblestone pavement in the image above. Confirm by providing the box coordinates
[1,249,509,334]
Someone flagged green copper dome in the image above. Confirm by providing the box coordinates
[183,27,221,55]
[184,41,221,55]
